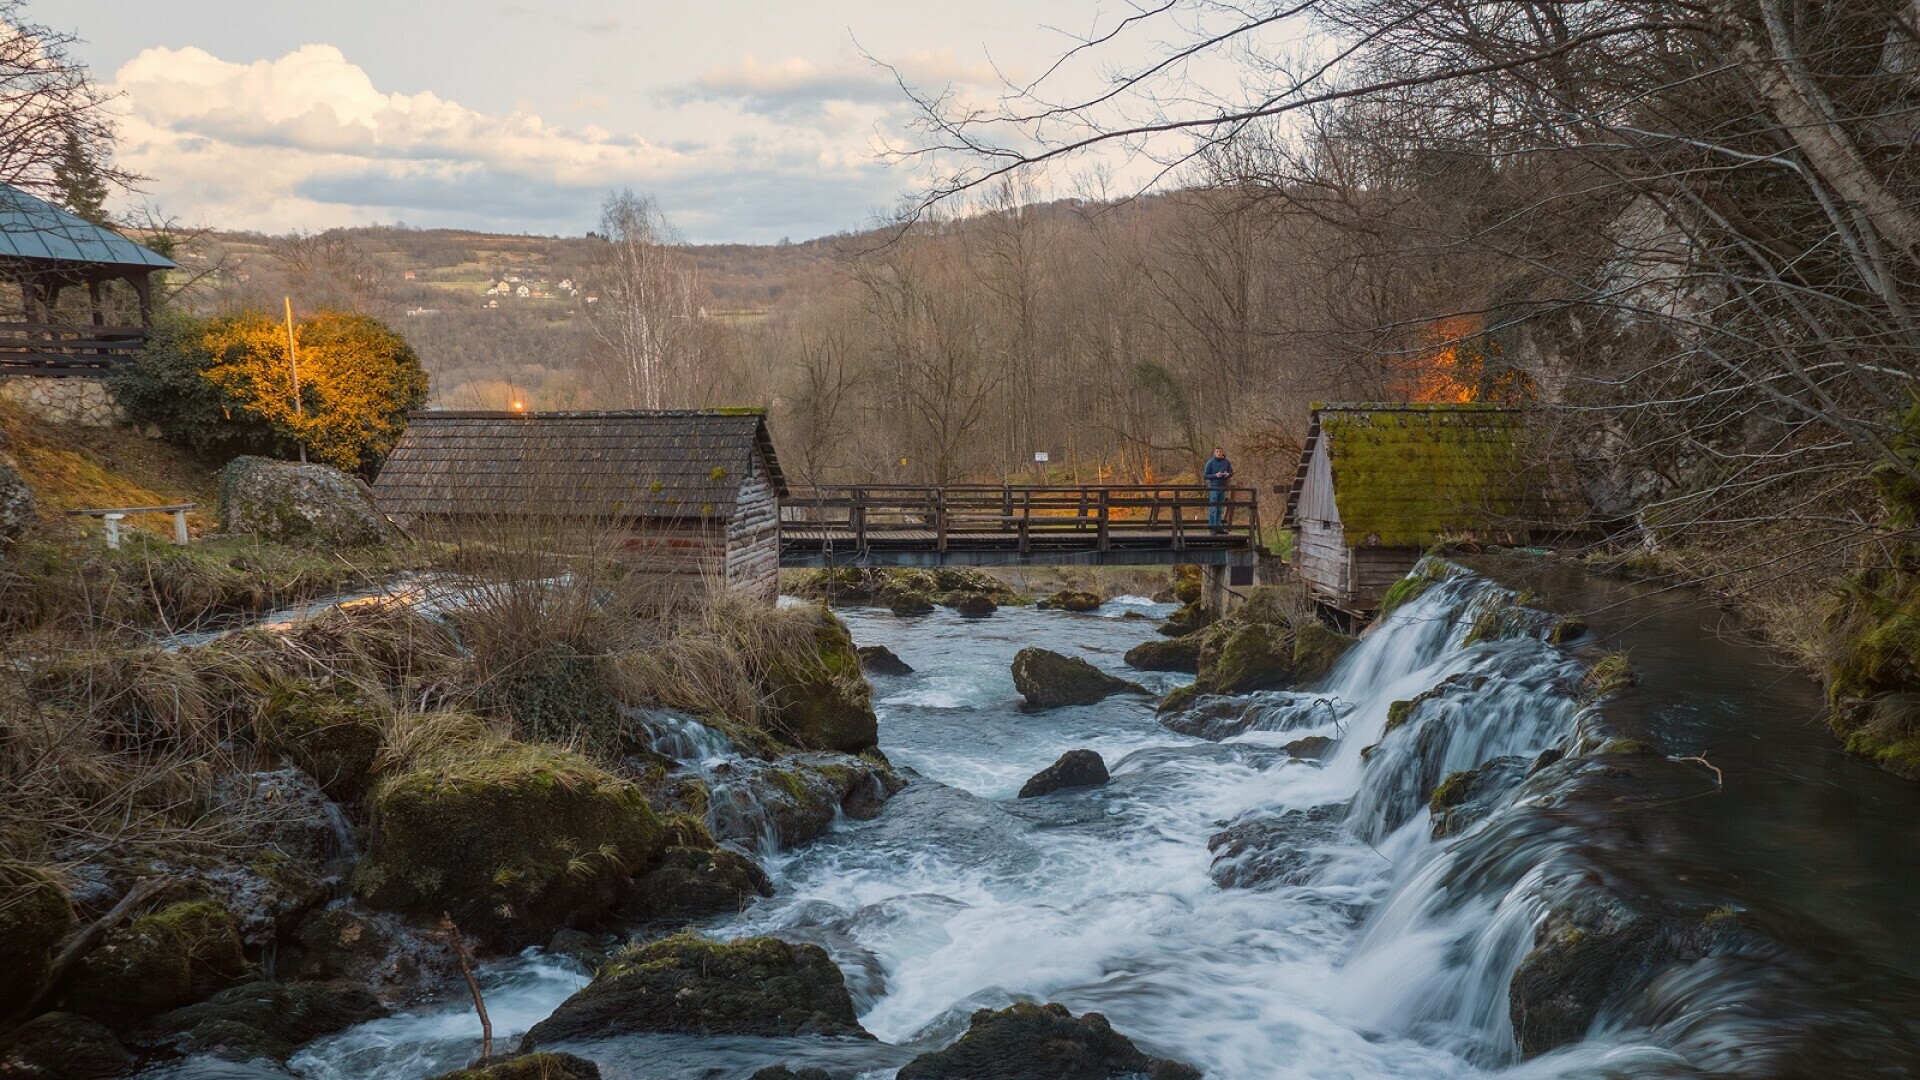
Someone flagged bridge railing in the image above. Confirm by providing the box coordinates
[781,484,1258,555]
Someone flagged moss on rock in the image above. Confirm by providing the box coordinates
[895,1001,1200,1080]
[1037,590,1102,613]
[256,681,385,802]
[0,863,73,1018]
[520,934,868,1045]
[219,456,396,548]
[57,900,250,1027]
[353,743,664,949]
[763,607,878,754]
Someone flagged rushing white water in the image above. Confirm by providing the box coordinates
[288,580,1648,1079]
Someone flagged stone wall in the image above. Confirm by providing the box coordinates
[0,376,126,427]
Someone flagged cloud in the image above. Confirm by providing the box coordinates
[105,42,904,241]
[672,50,1001,132]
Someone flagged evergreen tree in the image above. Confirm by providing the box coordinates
[51,129,110,224]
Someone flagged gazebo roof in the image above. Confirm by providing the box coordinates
[0,183,177,273]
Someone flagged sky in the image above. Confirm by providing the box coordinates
[51,1,1175,244]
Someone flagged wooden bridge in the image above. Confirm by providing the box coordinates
[778,484,1260,569]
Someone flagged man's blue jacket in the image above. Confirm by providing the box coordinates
[1204,456,1234,488]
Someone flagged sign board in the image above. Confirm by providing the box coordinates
[1033,451,1049,463]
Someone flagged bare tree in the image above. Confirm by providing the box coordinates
[586,191,701,409]
[0,2,131,198]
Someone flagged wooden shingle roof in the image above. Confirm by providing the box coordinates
[372,409,786,522]
[1282,402,1579,547]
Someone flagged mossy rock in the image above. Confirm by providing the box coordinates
[430,1052,602,1080]
[520,935,868,1045]
[1156,684,1199,716]
[1156,600,1216,638]
[951,593,998,618]
[620,845,773,924]
[1172,565,1203,606]
[478,644,625,757]
[0,1012,131,1080]
[0,863,73,1018]
[353,743,665,949]
[256,681,385,802]
[1123,635,1203,674]
[888,592,935,616]
[1036,590,1102,613]
[56,900,250,1027]
[896,1001,1200,1080]
[1194,616,1354,696]
[218,456,396,548]
[141,979,386,1062]
[763,608,878,754]
[1010,648,1148,709]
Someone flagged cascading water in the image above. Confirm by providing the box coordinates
[288,571,1920,1080]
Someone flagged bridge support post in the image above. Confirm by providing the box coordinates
[1203,564,1230,618]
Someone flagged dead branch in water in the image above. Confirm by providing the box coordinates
[1675,755,1725,790]
[441,912,492,1063]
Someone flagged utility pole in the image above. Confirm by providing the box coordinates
[284,296,307,464]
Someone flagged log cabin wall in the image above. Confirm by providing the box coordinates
[724,449,780,601]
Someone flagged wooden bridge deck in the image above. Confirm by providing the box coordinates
[779,484,1260,567]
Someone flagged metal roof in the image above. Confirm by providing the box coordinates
[0,183,178,271]
[372,409,788,522]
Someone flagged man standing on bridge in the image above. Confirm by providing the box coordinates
[1204,446,1234,533]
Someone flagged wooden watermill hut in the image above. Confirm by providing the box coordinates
[372,409,787,600]
[1281,403,1575,613]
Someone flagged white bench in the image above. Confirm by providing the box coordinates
[66,504,196,548]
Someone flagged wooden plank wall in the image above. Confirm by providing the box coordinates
[1293,438,1353,604]
[724,449,780,601]
[1350,547,1421,609]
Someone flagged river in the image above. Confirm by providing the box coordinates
[272,560,1920,1080]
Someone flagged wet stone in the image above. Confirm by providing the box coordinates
[1017,750,1110,798]
[1207,804,1347,890]
[856,645,914,676]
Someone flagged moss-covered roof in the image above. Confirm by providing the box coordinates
[1302,403,1570,548]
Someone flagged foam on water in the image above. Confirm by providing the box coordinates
[291,570,1917,1079]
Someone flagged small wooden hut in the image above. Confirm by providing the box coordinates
[1281,403,1573,612]
[372,409,787,600]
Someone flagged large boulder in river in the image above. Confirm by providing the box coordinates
[1011,648,1148,709]
[0,1012,131,1080]
[1019,750,1110,798]
[219,456,396,547]
[1125,634,1203,674]
[520,935,868,1046]
[896,1002,1200,1080]
[353,744,665,949]
[705,752,903,851]
[764,607,878,753]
